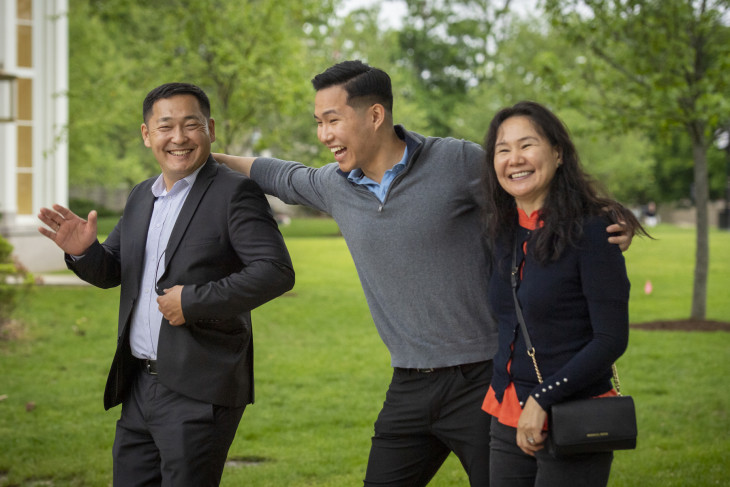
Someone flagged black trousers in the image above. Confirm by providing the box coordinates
[364,360,493,487]
[112,369,245,487]
[489,417,613,487]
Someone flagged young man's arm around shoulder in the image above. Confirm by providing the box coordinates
[212,153,256,177]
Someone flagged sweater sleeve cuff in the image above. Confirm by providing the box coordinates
[530,375,571,409]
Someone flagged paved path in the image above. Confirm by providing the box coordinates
[34,274,90,286]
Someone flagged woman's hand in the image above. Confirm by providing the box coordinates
[517,396,548,456]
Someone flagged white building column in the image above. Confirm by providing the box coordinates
[0,0,19,233]
[1,0,69,272]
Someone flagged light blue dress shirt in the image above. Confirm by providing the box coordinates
[129,164,204,360]
[347,146,408,202]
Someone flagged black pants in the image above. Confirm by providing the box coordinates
[364,360,493,487]
[112,370,245,487]
[489,417,613,487]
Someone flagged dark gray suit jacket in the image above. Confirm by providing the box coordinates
[67,157,294,410]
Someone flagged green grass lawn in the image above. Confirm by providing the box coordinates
[1,222,728,486]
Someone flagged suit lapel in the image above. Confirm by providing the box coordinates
[126,180,157,294]
[163,157,218,269]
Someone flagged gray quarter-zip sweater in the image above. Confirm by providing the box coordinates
[252,126,497,368]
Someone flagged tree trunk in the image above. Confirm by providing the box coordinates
[690,137,709,319]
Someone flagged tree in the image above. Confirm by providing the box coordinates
[395,0,514,134]
[543,0,730,320]
[68,0,334,188]
[444,17,657,204]
[648,127,729,203]
[68,0,150,188]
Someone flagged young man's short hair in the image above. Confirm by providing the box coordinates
[312,60,393,113]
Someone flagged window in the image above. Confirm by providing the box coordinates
[16,0,34,214]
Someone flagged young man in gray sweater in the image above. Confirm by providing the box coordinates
[214,60,631,486]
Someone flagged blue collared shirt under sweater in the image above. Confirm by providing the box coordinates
[346,146,408,202]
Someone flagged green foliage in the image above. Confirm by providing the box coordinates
[543,0,730,134]
[68,0,152,189]
[0,236,33,336]
[648,128,730,202]
[447,18,662,204]
[394,0,513,134]
[68,0,335,187]
[541,0,730,319]
[67,0,729,204]
[540,0,730,162]
[575,129,657,205]
[1,223,729,486]
[328,3,728,207]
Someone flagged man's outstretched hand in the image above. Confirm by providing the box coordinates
[38,204,98,256]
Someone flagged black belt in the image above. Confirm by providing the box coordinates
[396,361,487,374]
[139,358,158,375]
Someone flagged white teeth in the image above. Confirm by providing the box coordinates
[330,146,345,153]
[169,149,192,156]
[510,171,532,179]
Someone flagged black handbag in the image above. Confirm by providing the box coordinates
[510,241,637,457]
[547,394,637,456]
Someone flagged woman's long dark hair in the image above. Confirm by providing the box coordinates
[481,101,648,264]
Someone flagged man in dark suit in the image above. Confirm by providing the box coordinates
[38,82,295,485]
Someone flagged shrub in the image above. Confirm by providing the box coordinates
[0,235,33,338]
[69,197,121,218]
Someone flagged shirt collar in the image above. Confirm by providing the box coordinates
[517,208,543,230]
[337,125,414,178]
[347,144,409,184]
[151,161,206,198]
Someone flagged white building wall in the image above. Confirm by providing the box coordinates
[0,0,19,229]
[0,0,69,272]
[37,0,69,212]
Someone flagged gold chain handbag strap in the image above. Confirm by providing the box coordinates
[527,348,544,384]
[511,238,621,391]
[612,363,622,396]
[511,238,544,384]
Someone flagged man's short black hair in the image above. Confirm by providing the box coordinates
[311,60,393,113]
[142,83,211,123]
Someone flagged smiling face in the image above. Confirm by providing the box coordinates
[314,85,377,174]
[141,94,215,189]
[494,116,561,214]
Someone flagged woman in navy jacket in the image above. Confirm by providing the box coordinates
[480,101,648,486]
